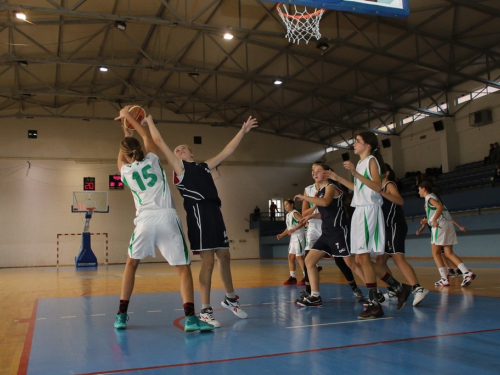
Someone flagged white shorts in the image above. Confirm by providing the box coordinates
[128,209,191,265]
[431,220,457,246]
[305,225,322,251]
[350,205,385,255]
[288,233,306,256]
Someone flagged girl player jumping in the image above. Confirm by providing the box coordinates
[145,115,258,328]
[113,107,213,333]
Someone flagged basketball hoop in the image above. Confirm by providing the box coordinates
[276,3,325,45]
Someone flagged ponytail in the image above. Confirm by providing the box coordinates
[120,137,145,162]
[418,180,444,204]
[357,132,387,175]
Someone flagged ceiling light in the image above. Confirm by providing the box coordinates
[188,72,200,78]
[14,12,26,20]
[114,21,126,31]
[316,41,330,51]
[223,31,234,40]
[99,66,108,72]
[273,78,283,85]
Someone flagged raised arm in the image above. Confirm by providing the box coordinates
[294,184,338,207]
[115,106,156,155]
[142,115,184,176]
[324,170,354,191]
[117,124,133,171]
[205,116,258,169]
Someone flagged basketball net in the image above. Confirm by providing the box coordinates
[276,3,325,45]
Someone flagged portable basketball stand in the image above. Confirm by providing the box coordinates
[72,191,109,268]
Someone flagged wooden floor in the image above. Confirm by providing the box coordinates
[1,257,498,375]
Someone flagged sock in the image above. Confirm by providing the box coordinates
[367,284,379,305]
[118,299,129,314]
[348,280,358,291]
[290,271,296,277]
[438,267,447,279]
[457,263,469,274]
[412,284,421,291]
[311,291,320,297]
[381,272,402,292]
[306,284,311,294]
[226,292,236,299]
[201,304,211,309]
[183,302,195,317]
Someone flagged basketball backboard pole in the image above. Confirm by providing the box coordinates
[72,191,109,268]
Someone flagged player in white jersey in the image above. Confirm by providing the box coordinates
[329,132,412,319]
[418,180,476,287]
[113,107,213,333]
[277,199,306,285]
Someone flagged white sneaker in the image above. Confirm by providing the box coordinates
[221,296,248,319]
[434,278,450,287]
[412,287,429,306]
[461,271,476,287]
[199,308,221,328]
[383,288,398,302]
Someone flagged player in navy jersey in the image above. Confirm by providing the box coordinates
[147,115,258,327]
[294,163,364,307]
[376,164,429,306]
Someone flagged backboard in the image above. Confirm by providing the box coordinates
[72,191,109,213]
[273,0,410,18]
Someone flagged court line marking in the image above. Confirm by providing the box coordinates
[61,316,77,319]
[91,314,106,316]
[75,327,500,375]
[286,317,394,329]
[147,310,161,313]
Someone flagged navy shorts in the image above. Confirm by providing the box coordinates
[310,226,351,258]
[185,200,229,252]
[384,222,408,254]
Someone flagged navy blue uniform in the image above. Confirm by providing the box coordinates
[174,160,228,252]
[311,184,351,258]
[381,181,408,254]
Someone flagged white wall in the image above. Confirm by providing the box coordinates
[0,110,322,267]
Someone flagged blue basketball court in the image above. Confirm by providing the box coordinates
[25,277,500,375]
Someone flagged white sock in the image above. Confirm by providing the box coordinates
[311,291,320,297]
[201,304,211,309]
[457,263,469,274]
[438,267,447,279]
[290,271,296,277]
[226,292,236,299]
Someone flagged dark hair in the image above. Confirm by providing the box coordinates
[285,199,295,206]
[418,180,444,204]
[120,137,145,162]
[357,132,387,175]
[385,163,396,182]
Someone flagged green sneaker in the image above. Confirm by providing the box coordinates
[184,315,215,332]
[114,312,128,329]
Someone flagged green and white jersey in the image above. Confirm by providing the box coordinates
[352,155,383,207]
[304,184,321,230]
[425,193,452,223]
[121,152,175,216]
[286,210,305,235]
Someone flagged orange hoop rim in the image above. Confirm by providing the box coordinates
[276,3,325,19]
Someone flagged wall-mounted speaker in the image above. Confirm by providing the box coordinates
[381,139,391,148]
[433,120,444,132]
[194,136,202,144]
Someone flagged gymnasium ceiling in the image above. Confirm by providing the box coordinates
[0,0,499,147]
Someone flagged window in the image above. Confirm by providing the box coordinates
[269,199,283,220]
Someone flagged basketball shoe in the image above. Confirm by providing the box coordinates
[435,277,450,287]
[412,286,429,306]
[284,276,297,285]
[358,303,384,319]
[297,295,322,307]
[184,315,215,332]
[353,287,366,303]
[461,271,476,287]
[114,312,128,330]
[447,268,457,278]
[297,278,306,286]
[221,296,248,319]
[395,284,412,311]
[199,307,220,328]
[296,290,310,305]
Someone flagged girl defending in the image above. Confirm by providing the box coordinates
[277,199,306,285]
[417,181,476,287]
[113,107,213,333]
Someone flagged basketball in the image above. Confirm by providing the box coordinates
[123,105,146,130]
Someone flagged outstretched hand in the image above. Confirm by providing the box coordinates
[114,105,131,121]
[241,116,258,133]
[324,170,339,181]
[294,194,304,201]
[141,114,153,127]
